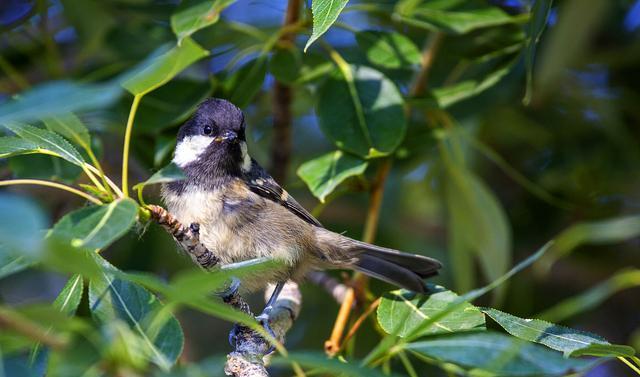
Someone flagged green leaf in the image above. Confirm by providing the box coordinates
[538,269,640,323]
[0,245,32,280]
[432,55,519,108]
[304,0,349,52]
[404,5,516,34]
[407,332,597,376]
[54,274,85,316]
[49,198,138,251]
[122,37,210,96]
[134,79,211,134]
[482,308,635,358]
[534,0,610,101]
[171,0,237,42]
[297,150,367,202]
[89,258,184,370]
[377,288,485,338]
[537,215,640,273]
[441,132,511,300]
[363,243,554,364]
[523,0,554,105]
[42,114,91,151]
[0,81,121,125]
[133,163,185,192]
[7,154,82,183]
[3,124,86,167]
[223,58,267,108]
[0,137,38,159]
[29,274,85,364]
[269,48,302,85]
[317,66,406,158]
[570,343,637,358]
[355,30,421,69]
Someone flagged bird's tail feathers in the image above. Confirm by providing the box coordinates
[315,229,442,293]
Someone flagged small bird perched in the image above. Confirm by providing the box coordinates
[162,98,441,325]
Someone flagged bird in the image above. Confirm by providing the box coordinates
[161,98,442,332]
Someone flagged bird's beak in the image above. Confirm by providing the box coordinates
[213,130,238,143]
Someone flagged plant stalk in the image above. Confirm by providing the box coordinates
[0,179,102,205]
[121,94,142,198]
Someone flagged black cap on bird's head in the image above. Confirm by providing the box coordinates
[177,98,246,143]
[173,98,251,175]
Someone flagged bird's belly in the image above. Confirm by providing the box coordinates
[162,187,302,270]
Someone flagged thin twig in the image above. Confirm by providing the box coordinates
[0,179,102,205]
[338,298,381,351]
[306,271,349,304]
[147,205,220,269]
[324,288,355,355]
[409,33,444,98]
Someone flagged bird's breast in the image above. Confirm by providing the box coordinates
[161,183,264,265]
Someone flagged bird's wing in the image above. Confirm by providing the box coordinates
[245,161,322,227]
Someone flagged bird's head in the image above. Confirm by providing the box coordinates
[173,98,251,174]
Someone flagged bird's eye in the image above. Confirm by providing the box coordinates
[203,125,213,135]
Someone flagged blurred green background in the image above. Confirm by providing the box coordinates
[0,0,639,376]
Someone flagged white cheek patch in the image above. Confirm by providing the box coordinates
[173,136,212,167]
[240,141,252,172]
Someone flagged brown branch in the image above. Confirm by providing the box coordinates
[148,205,220,269]
[409,32,445,99]
[270,0,301,182]
[307,271,350,304]
[225,282,302,377]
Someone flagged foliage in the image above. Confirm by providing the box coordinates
[0,0,639,376]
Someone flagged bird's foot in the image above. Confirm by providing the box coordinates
[218,277,241,301]
[255,307,276,354]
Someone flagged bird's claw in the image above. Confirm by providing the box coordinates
[255,310,276,354]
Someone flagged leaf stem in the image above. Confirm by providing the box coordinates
[85,164,124,198]
[121,94,143,198]
[85,145,114,199]
[398,351,419,377]
[0,179,102,205]
[80,164,107,193]
[619,357,640,375]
